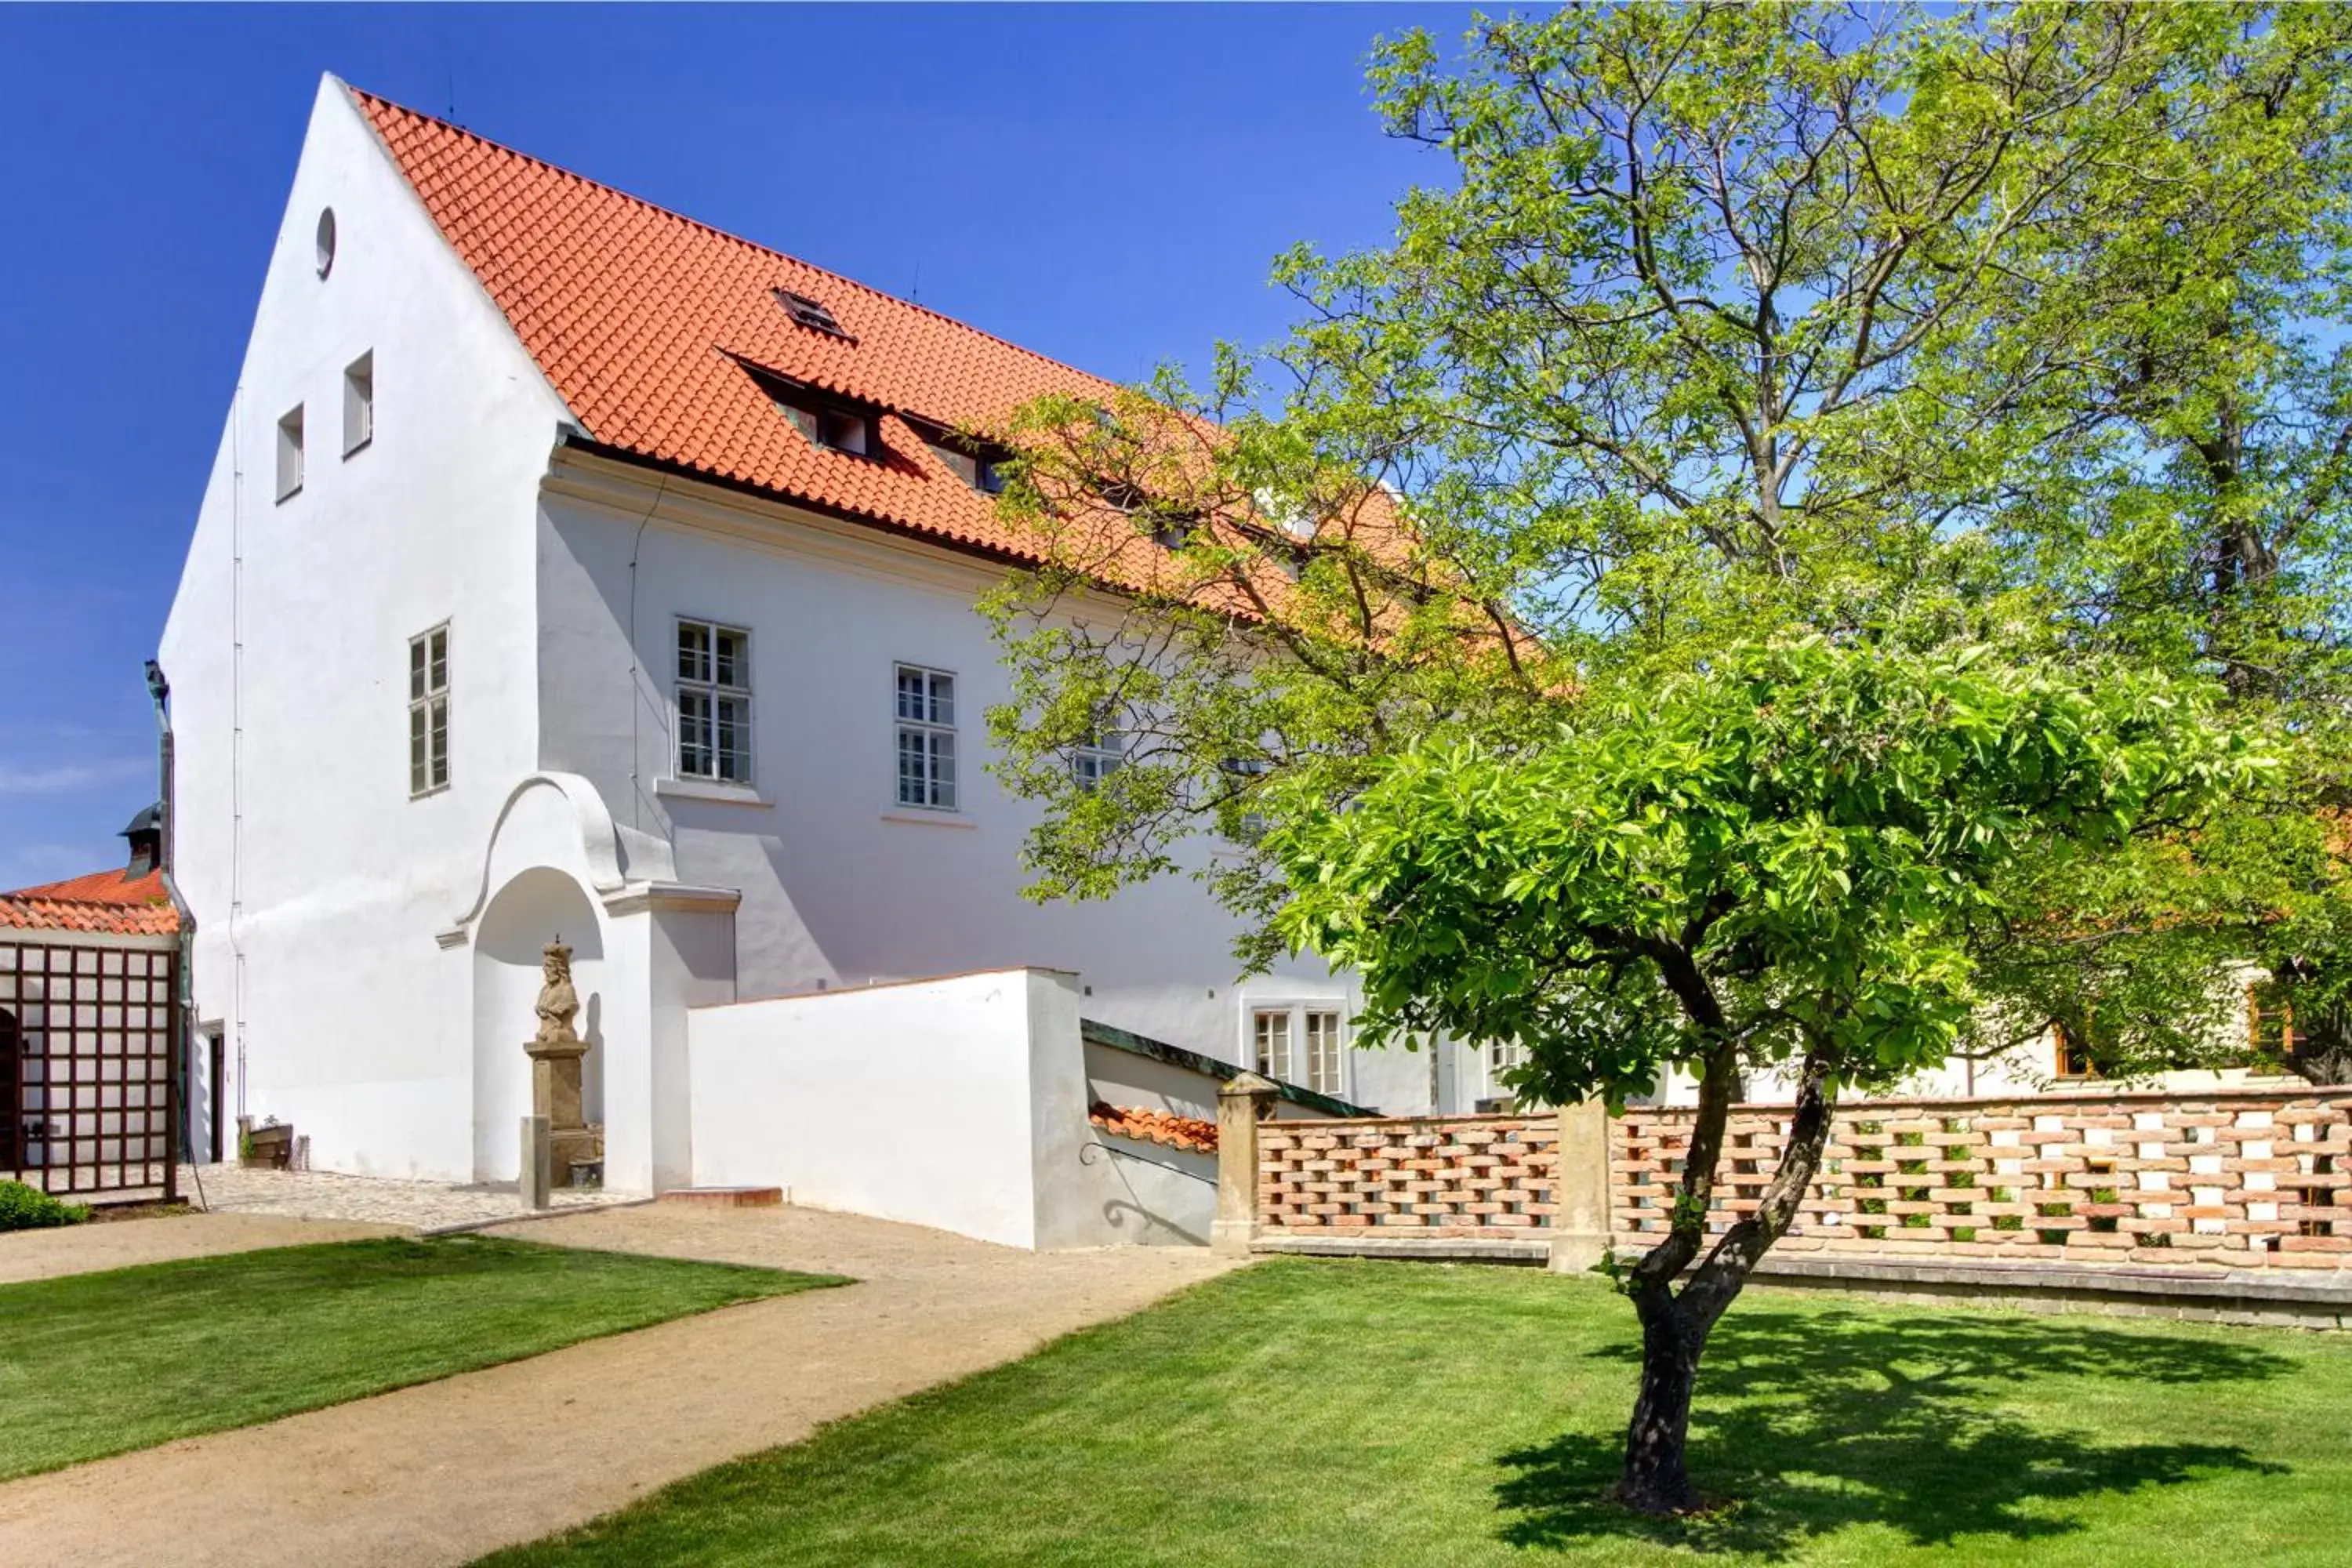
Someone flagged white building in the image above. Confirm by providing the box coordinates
[159,78,1524,1226]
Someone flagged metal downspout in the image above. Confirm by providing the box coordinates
[146,659,200,1209]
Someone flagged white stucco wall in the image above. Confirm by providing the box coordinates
[1083,1040,1221,1121]
[158,74,1437,1203]
[1088,1137,1217,1246]
[689,967,1183,1248]
[533,455,1392,1099]
[157,76,576,1179]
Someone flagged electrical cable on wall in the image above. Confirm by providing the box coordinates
[624,473,672,833]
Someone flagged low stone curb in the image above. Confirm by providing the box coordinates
[1250,1234,2352,1327]
[1252,1234,1551,1265]
[1750,1250,2352,1327]
[418,1196,658,1238]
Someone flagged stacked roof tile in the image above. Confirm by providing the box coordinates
[0,868,180,937]
[1088,1102,1218,1155]
[355,88,1131,566]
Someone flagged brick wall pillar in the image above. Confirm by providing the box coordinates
[1549,1098,1613,1272]
[1213,1072,1279,1255]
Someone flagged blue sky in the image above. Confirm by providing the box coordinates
[0,3,1462,889]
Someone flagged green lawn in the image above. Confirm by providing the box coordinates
[0,1235,837,1480]
[485,1257,2350,1567]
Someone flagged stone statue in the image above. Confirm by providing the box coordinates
[533,941,583,1050]
[524,937,600,1186]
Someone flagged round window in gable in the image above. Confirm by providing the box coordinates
[315,208,338,278]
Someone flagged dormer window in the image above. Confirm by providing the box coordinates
[743,360,879,458]
[926,437,1011,495]
[1254,487,1317,541]
[788,404,871,456]
[1100,481,1200,546]
[773,287,851,339]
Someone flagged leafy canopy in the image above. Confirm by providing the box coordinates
[982,2,2352,1084]
[1270,640,2264,1103]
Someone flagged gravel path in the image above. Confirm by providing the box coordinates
[0,1203,1243,1566]
[0,1212,402,1284]
[186,1165,628,1232]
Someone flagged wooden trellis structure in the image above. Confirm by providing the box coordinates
[0,937,178,1202]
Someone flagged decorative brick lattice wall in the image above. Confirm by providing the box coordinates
[1257,1115,1559,1239]
[1251,1090,2352,1272]
[1613,1091,2352,1271]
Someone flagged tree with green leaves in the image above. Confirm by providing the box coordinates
[981,3,2352,1512]
[1272,640,2258,1511]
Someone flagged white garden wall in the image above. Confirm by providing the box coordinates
[688,967,1206,1249]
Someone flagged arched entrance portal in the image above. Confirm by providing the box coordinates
[472,868,604,1182]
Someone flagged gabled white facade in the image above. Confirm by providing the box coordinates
[161,78,1452,1205]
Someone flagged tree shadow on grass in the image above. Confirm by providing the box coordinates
[1495,1307,2293,1559]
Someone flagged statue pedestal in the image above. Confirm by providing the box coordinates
[524,1038,603,1187]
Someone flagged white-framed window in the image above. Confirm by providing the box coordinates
[676,619,753,783]
[407,623,448,797]
[1222,756,1272,841]
[1487,1038,1529,1104]
[343,351,374,456]
[895,664,956,809]
[1252,1003,1348,1098]
[1253,1009,1294,1083]
[1072,725,1123,791]
[275,405,304,501]
[1305,1011,1347,1096]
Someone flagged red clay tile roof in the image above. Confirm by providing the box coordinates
[354,87,1128,566]
[0,868,181,937]
[1090,1102,1218,1155]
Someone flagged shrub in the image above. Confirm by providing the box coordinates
[0,1180,90,1232]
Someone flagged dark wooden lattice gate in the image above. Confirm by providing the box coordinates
[0,936,178,1202]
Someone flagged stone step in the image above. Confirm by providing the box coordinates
[659,1185,784,1209]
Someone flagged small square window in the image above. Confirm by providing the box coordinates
[1072,726,1123,791]
[773,287,850,339]
[2053,1022,2100,1080]
[343,352,374,456]
[1152,516,1200,551]
[817,407,869,456]
[275,405,304,502]
[927,440,1011,495]
[1221,756,1273,841]
[771,390,872,457]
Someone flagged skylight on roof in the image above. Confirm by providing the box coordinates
[773,288,850,339]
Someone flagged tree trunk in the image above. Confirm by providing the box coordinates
[1618,1293,1704,1512]
[2285,1019,2352,1086]
[1612,1046,1840,1514]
